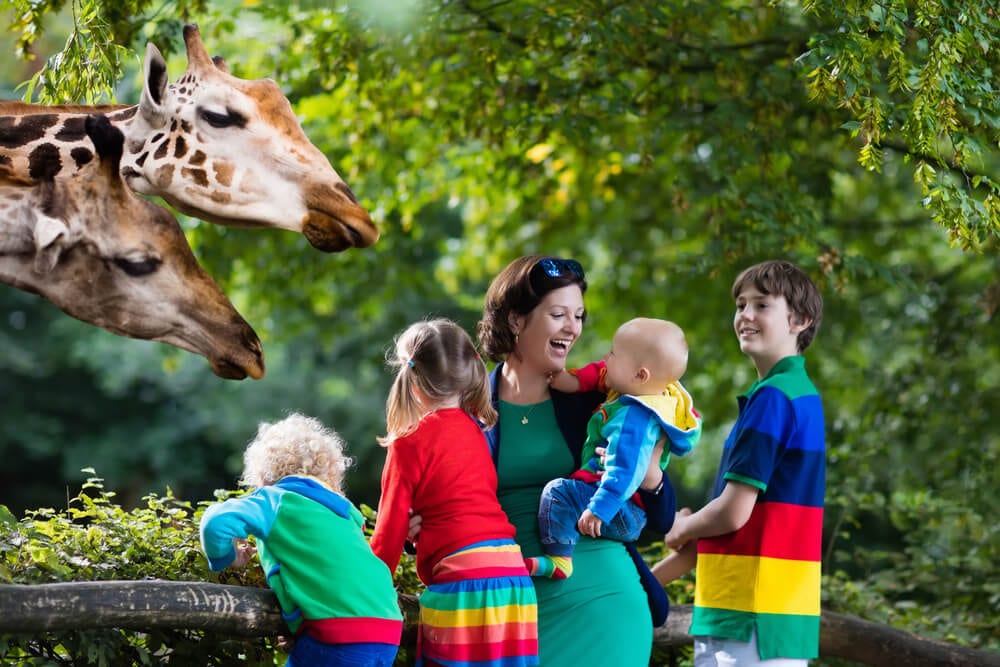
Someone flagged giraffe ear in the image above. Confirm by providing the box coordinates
[32,212,68,274]
[139,42,169,125]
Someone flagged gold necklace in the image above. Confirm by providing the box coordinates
[520,402,540,425]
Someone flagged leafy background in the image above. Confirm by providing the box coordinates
[1,0,997,658]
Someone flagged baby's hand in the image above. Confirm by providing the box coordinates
[577,509,602,538]
[231,538,257,569]
[549,370,581,393]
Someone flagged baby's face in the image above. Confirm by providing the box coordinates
[603,335,643,395]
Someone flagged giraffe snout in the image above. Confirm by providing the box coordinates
[302,202,379,252]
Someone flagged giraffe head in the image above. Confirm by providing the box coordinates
[1,114,266,380]
[121,24,378,253]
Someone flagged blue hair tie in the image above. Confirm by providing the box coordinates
[407,359,415,368]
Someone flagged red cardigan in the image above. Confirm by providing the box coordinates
[370,408,516,585]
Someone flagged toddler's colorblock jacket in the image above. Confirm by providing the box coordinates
[200,476,403,646]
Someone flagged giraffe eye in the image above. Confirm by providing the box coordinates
[200,109,247,129]
[113,257,161,277]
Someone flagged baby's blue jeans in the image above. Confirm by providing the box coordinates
[537,477,646,557]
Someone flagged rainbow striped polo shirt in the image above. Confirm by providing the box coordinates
[692,355,825,660]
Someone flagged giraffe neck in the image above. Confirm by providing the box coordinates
[0,104,139,184]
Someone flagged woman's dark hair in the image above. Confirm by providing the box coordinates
[477,255,587,362]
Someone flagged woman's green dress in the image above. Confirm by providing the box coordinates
[497,400,653,667]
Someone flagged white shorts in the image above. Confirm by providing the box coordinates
[693,629,809,667]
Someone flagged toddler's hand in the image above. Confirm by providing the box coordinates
[231,539,256,569]
[577,509,602,538]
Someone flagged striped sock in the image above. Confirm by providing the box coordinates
[524,556,573,579]
[549,556,573,580]
[524,556,551,577]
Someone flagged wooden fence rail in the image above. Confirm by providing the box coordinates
[1,581,996,667]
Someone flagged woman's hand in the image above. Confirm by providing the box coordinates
[639,438,667,491]
[595,438,665,492]
[651,535,697,586]
[403,510,422,555]
[407,510,423,544]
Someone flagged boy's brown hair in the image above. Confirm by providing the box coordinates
[731,260,824,353]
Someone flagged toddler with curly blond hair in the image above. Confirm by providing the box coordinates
[200,413,403,666]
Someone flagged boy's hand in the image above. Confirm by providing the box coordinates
[549,370,581,393]
[231,539,257,569]
[664,508,692,550]
[577,509,602,538]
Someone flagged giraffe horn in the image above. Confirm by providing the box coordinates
[183,24,216,71]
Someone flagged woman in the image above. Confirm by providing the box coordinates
[476,255,676,666]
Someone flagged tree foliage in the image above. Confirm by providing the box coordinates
[1,0,997,658]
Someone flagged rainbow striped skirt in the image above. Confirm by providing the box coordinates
[417,538,539,667]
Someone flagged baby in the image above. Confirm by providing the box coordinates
[525,318,702,579]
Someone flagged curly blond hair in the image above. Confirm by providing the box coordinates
[239,413,353,491]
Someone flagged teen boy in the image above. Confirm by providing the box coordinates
[653,260,825,666]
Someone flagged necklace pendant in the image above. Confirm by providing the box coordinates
[521,416,529,425]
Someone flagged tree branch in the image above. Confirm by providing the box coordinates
[882,139,994,190]
[456,0,527,48]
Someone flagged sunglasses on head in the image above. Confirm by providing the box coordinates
[536,258,585,279]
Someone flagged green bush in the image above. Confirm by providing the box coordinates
[5,473,996,665]
[0,471,421,666]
